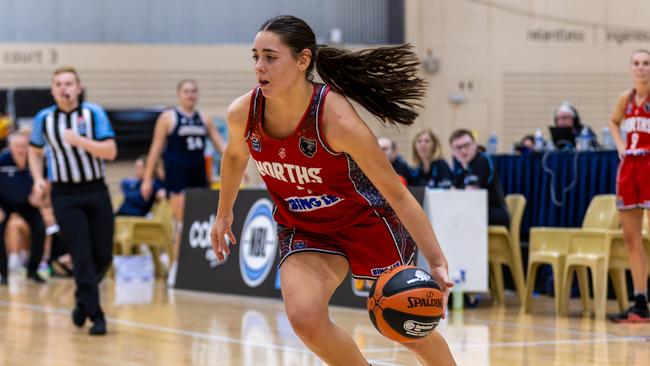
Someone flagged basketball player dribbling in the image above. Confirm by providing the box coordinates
[210,15,456,365]
[608,50,650,323]
[142,80,226,286]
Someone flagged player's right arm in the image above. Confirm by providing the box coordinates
[210,92,252,262]
[609,91,630,159]
[141,110,172,199]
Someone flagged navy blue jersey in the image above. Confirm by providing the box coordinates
[162,108,207,172]
[116,178,164,216]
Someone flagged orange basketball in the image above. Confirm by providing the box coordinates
[367,265,444,343]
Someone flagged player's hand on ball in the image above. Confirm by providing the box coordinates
[211,215,236,262]
[430,264,453,318]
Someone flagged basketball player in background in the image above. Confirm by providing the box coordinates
[608,49,650,323]
[210,15,455,365]
[141,80,226,286]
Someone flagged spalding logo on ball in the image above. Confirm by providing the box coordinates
[367,265,444,343]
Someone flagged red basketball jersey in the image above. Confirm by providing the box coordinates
[244,83,394,232]
[623,89,650,154]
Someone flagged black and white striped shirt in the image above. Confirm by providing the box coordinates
[29,102,115,184]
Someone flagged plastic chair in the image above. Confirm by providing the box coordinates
[113,199,174,278]
[524,229,573,315]
[525,194,618,316]
[558,195,620,318]
[488,194,526,305]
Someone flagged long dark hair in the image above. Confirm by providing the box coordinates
[259,15,426,126]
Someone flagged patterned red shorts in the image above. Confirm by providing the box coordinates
[277,211,416,280]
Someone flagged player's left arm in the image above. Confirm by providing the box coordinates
[322,92,453,303]
[202,113,227,154]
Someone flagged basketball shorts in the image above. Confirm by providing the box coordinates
[616,154,650,210]
[164,165,207,194]
[277,211,416,280]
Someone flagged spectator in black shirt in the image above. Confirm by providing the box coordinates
[0,128,46,284]
[377,137,411,186]
[411,129,452,188]
[449,129,510,227]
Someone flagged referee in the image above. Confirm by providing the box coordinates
[28,66,116,336]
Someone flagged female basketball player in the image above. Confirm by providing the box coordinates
[142,80,226,285]
[608,50,650,323]
[210,15,455,365]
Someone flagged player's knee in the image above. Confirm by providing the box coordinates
[284,301,328,340]
[399,332,435,352]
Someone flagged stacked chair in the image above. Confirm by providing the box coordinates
[113,196,174,278]
[523,195,650,319]
[488,194,527,305]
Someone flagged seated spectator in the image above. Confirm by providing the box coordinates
[553,102,599,149]
[377,137,411,186]
[410,129,452,188]
[116,156,166,217]
[449,129,510,227]
[0,128,46,284]
[514,134,535,154]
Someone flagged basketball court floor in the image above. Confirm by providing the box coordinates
[0,277,648,366]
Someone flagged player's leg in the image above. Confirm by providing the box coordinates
[167,191,184,285]
[621,209,647,296]
[169,191,185,260]
[280,252,369,366]
[341,214,456,365]
[400,331,456,366]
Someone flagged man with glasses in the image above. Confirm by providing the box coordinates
[449,129,509,227]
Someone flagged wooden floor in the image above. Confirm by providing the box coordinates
[0,277,648,366]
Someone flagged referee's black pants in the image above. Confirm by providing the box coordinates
[52,181,113,321]
[0,202,46,279]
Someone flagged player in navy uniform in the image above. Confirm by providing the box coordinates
[211,15,454,366]
[141,80,225,285]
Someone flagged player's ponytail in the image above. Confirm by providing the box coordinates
[315,44,425,126]
[260,15,426,126]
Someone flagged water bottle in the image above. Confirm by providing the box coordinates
[534,129,545,152]
[577,126,591,151]
[601,127,614,150]
[487,132,498,155]
[452,269,466,311]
